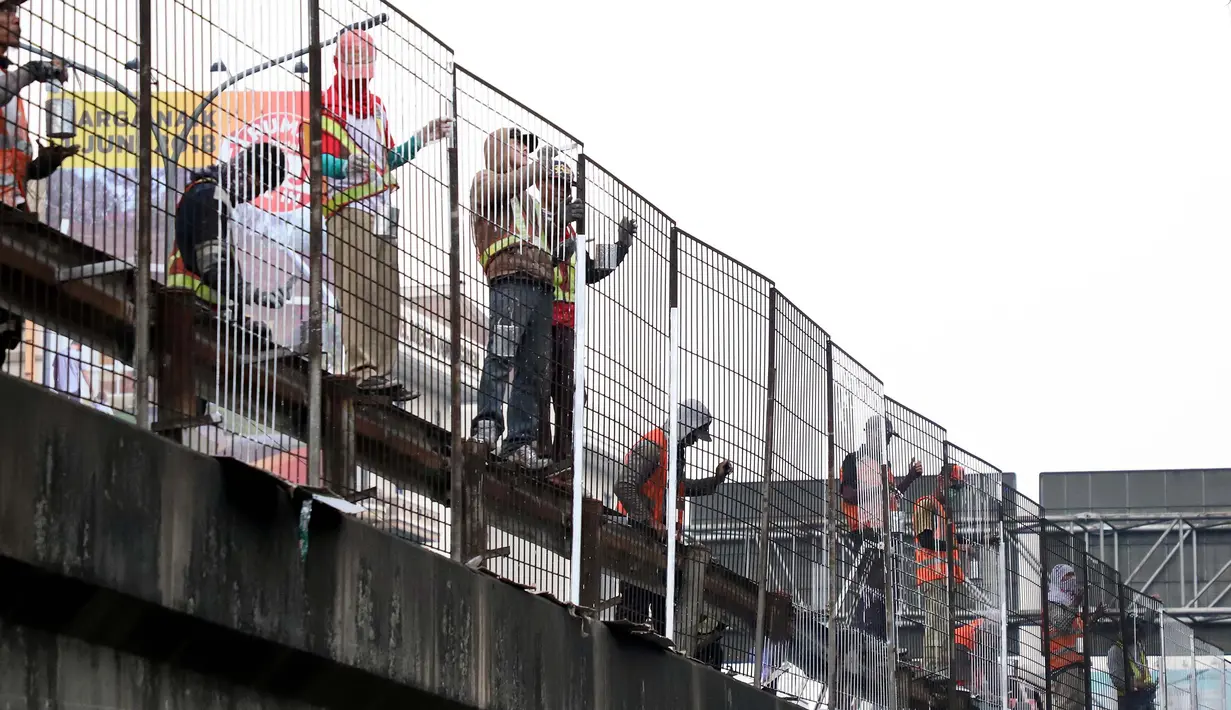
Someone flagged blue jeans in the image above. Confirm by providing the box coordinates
[473,276,553,455]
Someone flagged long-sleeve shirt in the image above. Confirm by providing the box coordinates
[613,438,724,523]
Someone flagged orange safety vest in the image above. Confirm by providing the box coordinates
[841,459,898,531]
[915,494,965,585]
[0,81,32,209]
[166,176,224,305]
[320,111,398,219]
[1048,616,1084,671]
[956,619,984,651]
[616,428,685,534]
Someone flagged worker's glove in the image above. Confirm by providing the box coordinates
[24,60,68,84]
[565,198,584,224]
[715,460,733,480]
[346,156,374,183]
[986,532,1002,548]
[416,116,453,144]
[246,285,286,309]
[618,217,637,248]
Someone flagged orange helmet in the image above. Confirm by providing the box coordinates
[336,29,376,80]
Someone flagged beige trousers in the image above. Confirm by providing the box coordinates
[922,578,950,675]
[327,206,398,378]
[1051,665,1087,710]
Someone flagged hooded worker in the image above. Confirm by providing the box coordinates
[612,398,733,635]
[320,28,451,394]
[467,128,565,470]
[0,0,78,366]
[913,462,968,674]
[534,145,635,462]
[1046,563,1101,710]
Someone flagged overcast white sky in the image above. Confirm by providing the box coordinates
[396,0,1231,499]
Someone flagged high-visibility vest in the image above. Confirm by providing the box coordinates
[616,427,685,534]
[1048,615,1084,671]
[0,85,32,209]
[321,112,397,218]
[915,494,965,585]
[477,196,549,270]
[956,619,984,651]
[1114,640,1152,695]
[553,225,580,304]
[841,458,898,531]
[166,176,226,305]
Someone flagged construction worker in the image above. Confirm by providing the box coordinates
[914,462,967,675]
[1107,611,1157,710]
[955,614,1001,709]
[837,415,922,640]
[1047,563,1103,710]
[468,130,562,469]
[168,142,290,339]
[0,0,77,367]
[536,208,636,462]
[321,28,451,393]
[612,399,732,633]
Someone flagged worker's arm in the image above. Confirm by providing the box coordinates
[472,163,549,203]
[585,216,636,286]
[838,452,859,505]
[1047,601,1082,634]
[614,439,661,523]
[0,61,63,106]
[26,144,78,181]
[894,459,925,493]
[1107,647,1126,692]
[183,190,283,308]
[389,118,451,170]
[683,461,731,497]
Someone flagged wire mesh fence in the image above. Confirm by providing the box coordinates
[673,230,772,666]
[828,343,894,710]
[7,5,1231,710]
[945,443,1006,709]
[759,292,828,701]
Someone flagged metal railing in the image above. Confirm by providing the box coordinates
[1,3,1227,710]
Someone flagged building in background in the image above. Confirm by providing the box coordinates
[1041,468,1231,650]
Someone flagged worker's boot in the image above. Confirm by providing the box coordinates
[504,444,551,471]
[470,420,501,454]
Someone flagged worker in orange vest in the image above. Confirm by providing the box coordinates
[612,399,732,634]
[320,28,450,394]
[837,414,923,640]
[0,0,78,366]
[955,613,1001,709]
[1046,563,1105,710]
[913,462,968,674]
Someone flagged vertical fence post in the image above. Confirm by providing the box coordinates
[568,157,588,604]
[134,0,152,429]
[943,445,959,710]
[1190,633,1198,710]
[752,287,778,688]
[880,415,899,710]
[664,226,681,642]
[1041,525,1053,710]
[998,500,1010,710]
[1159,615,1170,710]
[447,65,464,563]
[824,340,839,710]
[1080,553,1094,710]
[304,0,324,489]
[1117,578,1133,710]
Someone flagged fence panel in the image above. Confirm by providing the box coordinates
[1041,520,1089,710]
[758,292,828,701]
[576,157,677,624]
[1193,637,1223,710]
[5,1,144,419]
[1084,554,1125,710]
[828,344,894,710]
[1160,613,1197,710]
[454,66,582,596]
[671,230,771,668]
[885,399,948,684]
[301,0,456,549]
[945,443,1006,708]
[1003,485,1048,709]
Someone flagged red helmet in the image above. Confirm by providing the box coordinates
[336,29,376,81]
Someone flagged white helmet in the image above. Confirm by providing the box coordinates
[666,398,713,442]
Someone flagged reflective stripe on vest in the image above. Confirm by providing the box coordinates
[1048,617,1084,671]
[553,226,580,303]
[915,495,966,585]
[615,427,685,534]
[321,113,397,218]
[166,268,219,305]
[478,196,548,269]
[0,92,31,208]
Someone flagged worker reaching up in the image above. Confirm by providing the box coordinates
[613,399,732,634]
[1047,563,1106,710]
[914,462,968,675]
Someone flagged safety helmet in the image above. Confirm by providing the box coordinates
[336,29,377,80]
[667,399,713,443]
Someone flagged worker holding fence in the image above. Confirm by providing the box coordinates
[1108,610,1157,710]
[320,28,451,394]
[1047,563,1104,710]
[536,204,635,462]
[613,399,732,632]
[0,0,77,366]
[914,462,967,675]
[168,143,290,340]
